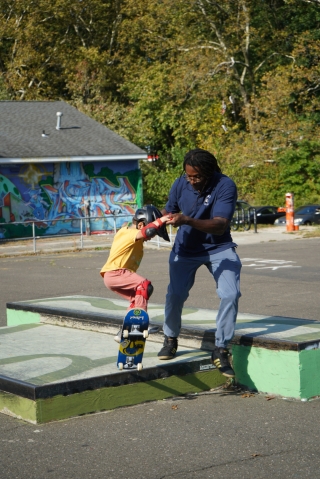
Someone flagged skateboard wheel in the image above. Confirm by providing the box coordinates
[137,363,143,371]
[118,362,124,370]
[123,330,129,338]
[143,330,149,339]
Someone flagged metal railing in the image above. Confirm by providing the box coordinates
[0,214,176,253]
[231,206,257,233]
[0,207,259,255]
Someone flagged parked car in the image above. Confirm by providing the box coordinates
[250,206,286,225]
[232,202,286,228]
[274,204,320,226]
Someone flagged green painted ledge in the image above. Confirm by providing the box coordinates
[7,309,41,326]
[300,349,320,399]
[232,345,320,400]
[0,370,226,424]
[6,303,320,402]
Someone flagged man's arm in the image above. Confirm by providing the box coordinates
[167,213,229,236]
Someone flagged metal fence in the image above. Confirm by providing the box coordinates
[0,214,176,253]
[0,208,257,255]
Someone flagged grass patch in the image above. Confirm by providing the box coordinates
[302,227,320,238]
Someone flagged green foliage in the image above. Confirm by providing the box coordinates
[0,76,10,99]
[234,141,320,207]
[0,0,122,100]
[140,147,187,207]
[0,0,319,208]
[277,141,320,206]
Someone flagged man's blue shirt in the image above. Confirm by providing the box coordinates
[165,173,238,256]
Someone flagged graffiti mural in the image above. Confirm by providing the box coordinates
[0,161,142,239]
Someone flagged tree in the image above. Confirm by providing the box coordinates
[0,0,123,100]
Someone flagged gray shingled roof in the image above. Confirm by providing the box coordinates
[0,101,147,160]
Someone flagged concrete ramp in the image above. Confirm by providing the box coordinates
[2,295,320,423]
[1,297,227,423]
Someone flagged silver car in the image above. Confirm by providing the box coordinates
[274,204,320,226]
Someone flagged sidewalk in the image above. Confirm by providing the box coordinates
[0,225,317,257]
[231,225,317,245]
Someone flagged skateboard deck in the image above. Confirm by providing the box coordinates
[117,308,149,370]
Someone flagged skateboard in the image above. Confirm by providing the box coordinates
[117,308,155,371]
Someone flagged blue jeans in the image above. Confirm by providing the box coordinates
[164,247,242,348]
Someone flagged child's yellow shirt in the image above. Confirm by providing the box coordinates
[100,226,144,276]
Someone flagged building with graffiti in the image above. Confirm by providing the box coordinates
[0,101,147,239]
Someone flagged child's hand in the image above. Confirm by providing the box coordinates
[158,214,173,224]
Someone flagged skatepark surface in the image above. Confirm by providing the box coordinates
[0,319,209,385]
[1,227,320,478]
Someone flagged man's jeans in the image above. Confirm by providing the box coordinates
[163,247,242,348]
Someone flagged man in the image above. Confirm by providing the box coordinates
[158,148,242,377]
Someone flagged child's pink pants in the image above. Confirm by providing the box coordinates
[103,269,148,311]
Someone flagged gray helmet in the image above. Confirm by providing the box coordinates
[133,204,170,242]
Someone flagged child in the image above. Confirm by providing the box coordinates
[100,205,171,342]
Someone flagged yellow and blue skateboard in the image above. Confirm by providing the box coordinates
[117,308,150,371]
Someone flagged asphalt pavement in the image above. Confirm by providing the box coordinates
[1,225,320,478]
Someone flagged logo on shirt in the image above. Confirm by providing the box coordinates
[204,195,211,205]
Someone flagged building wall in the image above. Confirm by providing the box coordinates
[0,160,142,239]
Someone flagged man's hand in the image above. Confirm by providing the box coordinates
[166,213,187,227]
[166,213,229,235]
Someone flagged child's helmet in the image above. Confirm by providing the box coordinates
[133,204,170,241]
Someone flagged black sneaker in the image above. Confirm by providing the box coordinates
[211,346,235,377]
[158,336,178,360]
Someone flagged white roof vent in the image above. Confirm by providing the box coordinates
[56,112,63,130]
